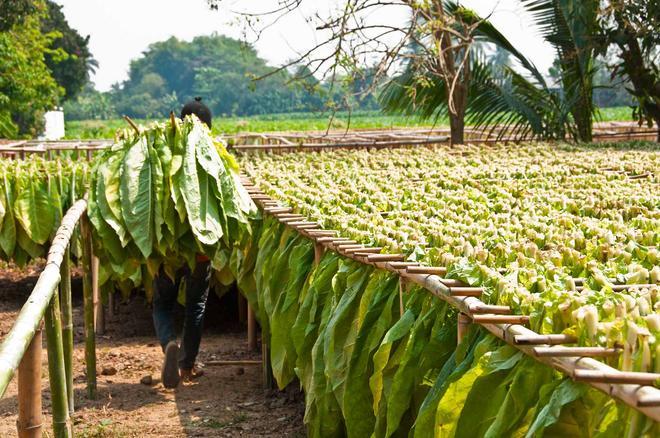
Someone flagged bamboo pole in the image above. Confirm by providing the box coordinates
[449,287,483,297]
[457,313,471,344]
[406,266,447,275]
[44,290,72,437]
[108,289,115,319]
[247,304,257,351]
[262,339,274,390]
[81,215,97,399]
[534,347,621,358]
[574,370,660,386]
[59,248,74,414]
[92,256,104,335]
[0,200,86,398]
[314,242,325,266]
[513,334,576,345]
[17,329,42,438]
[237,293,247,324]
[471,315,530,325]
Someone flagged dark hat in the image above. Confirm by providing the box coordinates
[181,97,212,128]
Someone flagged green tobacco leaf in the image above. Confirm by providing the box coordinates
[176,134,223,246]
[412,329,484,438]
[525,379,586,438]
[483,356,555,438]
[97,158,129,247]
[453,346,523,437]
[13,178,55,245]
[120,136,154,258]
[0,175,16,257]
[343,272,399,438]
[323,261,373,406]
[16,226,44,259]
[270,236,314,387]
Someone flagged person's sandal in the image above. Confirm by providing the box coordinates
[180,366,204,382]
[161,341,181,389]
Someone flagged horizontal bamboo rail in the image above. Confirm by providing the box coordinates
[241,177,660,421]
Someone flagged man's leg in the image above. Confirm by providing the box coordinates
[152,268,179,350]
[180,261,211,373]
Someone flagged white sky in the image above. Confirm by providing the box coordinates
[53,0,556,92]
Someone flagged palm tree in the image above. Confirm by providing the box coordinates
[381,0,599,142]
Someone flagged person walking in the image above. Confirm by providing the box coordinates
[153,97,213,389]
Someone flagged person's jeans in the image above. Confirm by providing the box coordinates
[152,261,211,370]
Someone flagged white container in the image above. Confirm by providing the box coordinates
[42,108,65,140]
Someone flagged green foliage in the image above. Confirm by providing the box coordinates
[64,34,380,121]
[40,0,97,101]
[0,157,88,266]
[87,116,255,297]
[62,84,116,121]
[235,218,653,437]
[381,0,601,142]
[63,110,442,139]
[0,1,62,137]
[0,0,37,32]
[597,0,660,137]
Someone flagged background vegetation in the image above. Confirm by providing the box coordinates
[64,106,633,139]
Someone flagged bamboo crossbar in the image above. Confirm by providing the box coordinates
[514,334,577,345]
[0,199,87,397]
[406,266,447,276]
[574,370,660,386]
[471,315,530,325]
[344,247,382,254]
[533,347,621,358]
[243,177,660,421]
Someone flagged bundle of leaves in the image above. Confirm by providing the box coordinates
[88,116,256,298]
[0,157,88,265]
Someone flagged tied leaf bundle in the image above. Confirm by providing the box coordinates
[0,157,88,265]
[88,116,256,298]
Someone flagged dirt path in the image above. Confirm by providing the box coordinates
[0,265,305,437]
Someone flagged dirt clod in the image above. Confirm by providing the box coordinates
[101,366,118,376]
[140,375,154,386]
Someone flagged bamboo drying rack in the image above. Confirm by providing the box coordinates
[240,174,660,422]
[0,200,99,438]
[0,121,656,158]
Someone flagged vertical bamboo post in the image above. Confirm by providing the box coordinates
[313,242,325,266]
[399,277,405,317]
[92,256,104,335]
[107,289,115,319]
[81,215,97,399]
[237,293,247,324]
[247,304,257,351]
[261,339,274,390]
[44,290,72,437]
[457,313,471,344]
[59,248,74,414]
[17,329,42,438]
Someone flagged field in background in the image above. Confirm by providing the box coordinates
[64,107,635,139]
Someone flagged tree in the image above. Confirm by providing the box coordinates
[0,0,61,137]
[208,0,484,144]
[106,33,359,120]
[597,0,660,140]
[41,0,97,101]
[520,0,599,142]
[0,0,37,32]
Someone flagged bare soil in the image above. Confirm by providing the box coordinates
[0,264,305,437]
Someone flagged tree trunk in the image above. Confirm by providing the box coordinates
[432,1,468,145]
[449,109,465,144]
